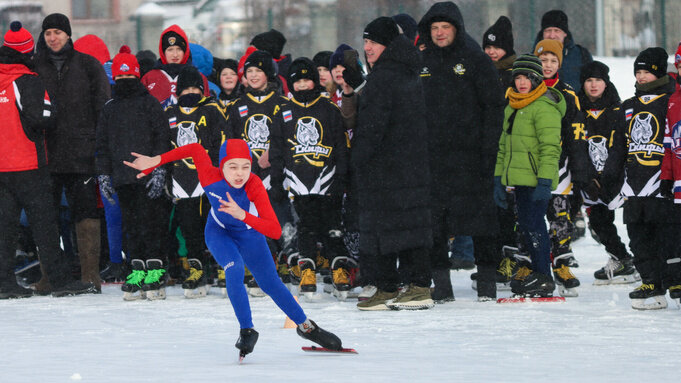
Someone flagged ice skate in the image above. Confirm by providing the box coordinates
[287,252,301,285]
[330,256,357,301]
[669,285,681,308]
[386,284,434,310]
[0,283,33,299]
[142,259,167,300]
[122,259,146,301]
[509,253,532,295]
[247,278,266,297]
[629,283,667,310]
[100,262,126,283]
[552,253,580,297]
[514,272,555,298]
[297,319,342,351]
[316,253,331,276]
[276,251,291,284]
[593,254,640,285]
[182,258,209,298]
[235,328,259,361]
[298,257,320,301]
[217,268,226,296]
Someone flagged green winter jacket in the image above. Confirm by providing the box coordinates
[494,87,565,189]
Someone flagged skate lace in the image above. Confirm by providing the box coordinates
[553,265,576,281]
[636,283,655,291]
[333,267,349,285]
[144,269,166,284]
[300,268,316,286]
[603,257,621,280]
[316,256,329,270]
[498,257,516,278]
[513,266,532,281]
[126,270,146,286]
[186,268,203,282]
[277,263,289,276]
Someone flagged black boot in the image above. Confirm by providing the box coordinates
[297,320,342,350]
[517,272,555,297]
[235,328,259,356]
[431,268,454,303]
[0,283,33,299]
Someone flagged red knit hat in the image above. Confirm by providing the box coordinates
[112,45,140,79]
[3,21,34,54]
[219,139,253,171]
[237,46,257,81]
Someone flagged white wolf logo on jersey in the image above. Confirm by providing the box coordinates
[248,115,270,145]
[177,122,197,147]
[588,136,608,172]
[631,113,654,144]
[296,118,320,146]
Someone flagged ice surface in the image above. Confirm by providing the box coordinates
[3,58,680,382]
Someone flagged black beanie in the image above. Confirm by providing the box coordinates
[216,58,238,76]
[42,13,71,36]
[330,44,353,69]
[136,50,156,77]
[580,61,611,85]
[541,10,569,34]
[161,31,187,54]
[512,54,544,88]
[483,16,514,56]
[287,57,319,90]
[244,50,275,80]
[313,51,333,69]
[250,29,286,59]
[634,47,668,79]
[363,17,400,47]
[177,65,204,95]
[392,13,418,41]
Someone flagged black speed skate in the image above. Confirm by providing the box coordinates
[297,320,342,351]
[514,272,555,297]
[235,328,259,361]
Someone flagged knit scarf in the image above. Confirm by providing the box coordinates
[507,81,548,109]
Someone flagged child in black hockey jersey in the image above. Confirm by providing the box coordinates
[95,46,170,300]
[601,47,681,309]
[576,61,638,286]
[165,65,229,297]
[269,58,350,300]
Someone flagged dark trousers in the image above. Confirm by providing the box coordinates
[51,173,100,222]
[175,196,209,263]
[547,194,573,257]
[377,247,431,292]
[515,187,551,275]
[116,184,168,262]
[0,168,72,287]
[293,195,345,262]
[586,204,630,259]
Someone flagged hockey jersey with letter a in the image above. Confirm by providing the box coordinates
[269,93,348,197]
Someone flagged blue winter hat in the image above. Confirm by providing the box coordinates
[329,44,353,70]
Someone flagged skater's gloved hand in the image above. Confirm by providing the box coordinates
[581,178,601,201]
[342,49,365,91]
[97,175,116,205]
[146,167,166,199]
[531,178,553,202]
[660,179,674,199]
[493,176,507,209]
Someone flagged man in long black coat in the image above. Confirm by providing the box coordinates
[418,2,506,300]
[352,17,433,311]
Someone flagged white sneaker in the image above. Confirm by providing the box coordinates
[357,285,377,301]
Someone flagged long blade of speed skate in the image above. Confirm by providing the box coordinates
[302,346,357,354]
[497,296,566,303]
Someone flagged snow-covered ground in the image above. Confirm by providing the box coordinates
[4,57,680,383]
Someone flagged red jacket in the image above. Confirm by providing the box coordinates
[663,86,681,203]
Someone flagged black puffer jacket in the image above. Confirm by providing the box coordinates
[350,35,432,255]
[418,1,506,236]
[33,40,111,174]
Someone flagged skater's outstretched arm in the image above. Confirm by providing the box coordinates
[124,143,222,186]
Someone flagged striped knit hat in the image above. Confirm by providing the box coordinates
[4,21,34,54]
[512,54,544,87]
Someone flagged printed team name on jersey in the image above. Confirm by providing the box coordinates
[243,114,271,157]
[288,116,332,167]
[628,111,664,165]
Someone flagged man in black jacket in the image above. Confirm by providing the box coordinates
[33,14,111,293]
[0,21,96,298]
[352,17,433,311]
[418,2,506,301]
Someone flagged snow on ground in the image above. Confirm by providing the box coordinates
[2,210,681,383]
[3,57,680,383]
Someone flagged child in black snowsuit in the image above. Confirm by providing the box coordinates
[95,46,170,300]
[269,57,350,300]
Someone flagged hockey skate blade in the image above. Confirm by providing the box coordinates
[593,274,640,286]
[302,346,357,354]
[183,286,208,299]
[497,296,566,303]
[247,287,266,298]
[123,291,146,301]
[301,291,323,302]
[631,296,667,310]
[558,286,579,298]
[332,289,348,301]
[146,289,166,301]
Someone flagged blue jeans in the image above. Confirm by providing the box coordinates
[449,236,474,261]
[514,187,551,275]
